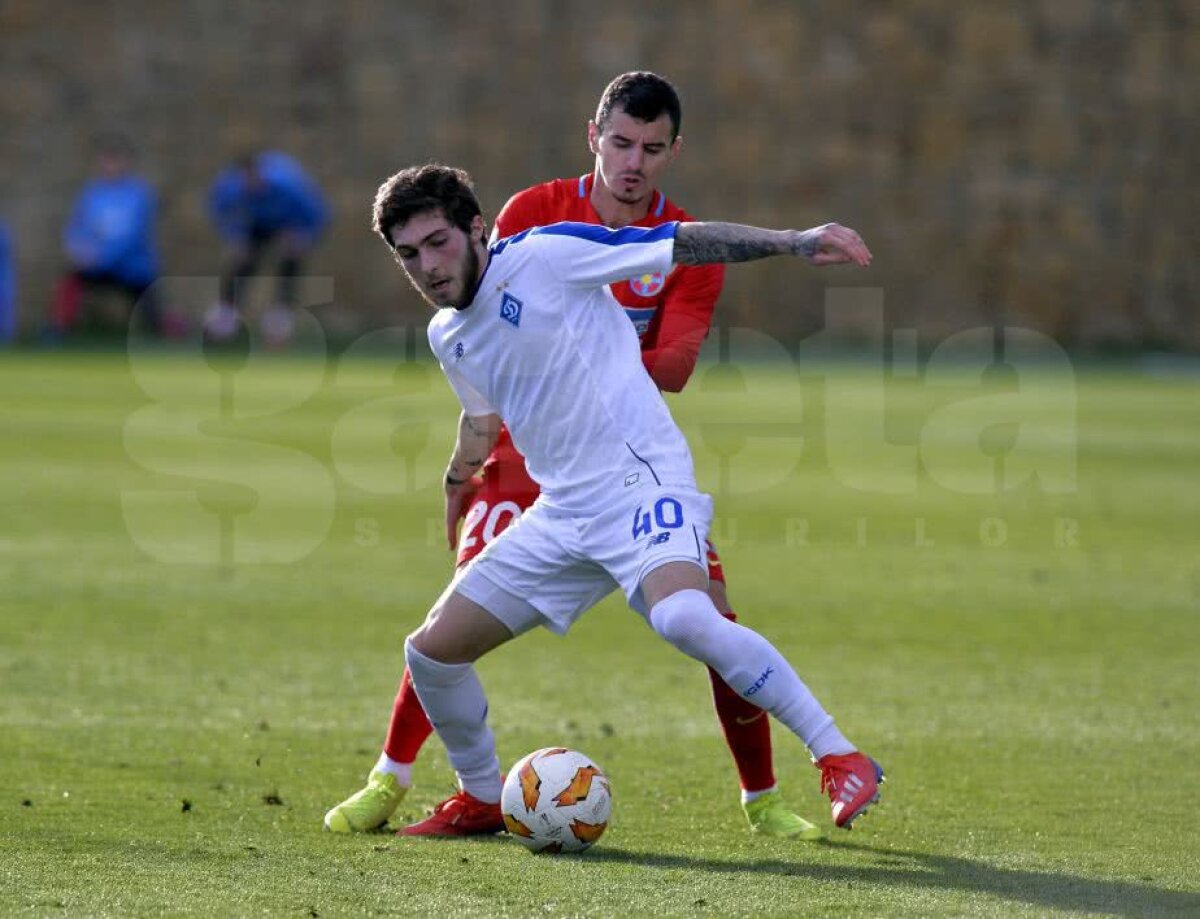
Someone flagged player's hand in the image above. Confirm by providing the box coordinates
[796,224,873,267]
[444,475,480,551]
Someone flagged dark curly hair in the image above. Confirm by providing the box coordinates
[372,163,483,249]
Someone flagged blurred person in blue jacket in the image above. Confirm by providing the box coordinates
[49,134,162,338]
[205,151,329,348]
[0,219,15,344]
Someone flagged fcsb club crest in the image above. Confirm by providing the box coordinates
[629,272,665,297]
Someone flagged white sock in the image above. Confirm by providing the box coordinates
[649,589,856,758]
[806,720,856,761]
[373,753,413,788]
[404,639,502,803]
[741,785,777,805]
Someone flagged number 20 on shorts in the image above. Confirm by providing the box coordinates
[460,500,523,552]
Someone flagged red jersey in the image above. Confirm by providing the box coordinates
[481,174,725,490]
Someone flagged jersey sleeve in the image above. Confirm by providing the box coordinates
[207,170,247,243]
[63,186,97,263]
[641,262,724,392]
[531,222,677,289]
[440,360,495,417]
[428,323,496,416]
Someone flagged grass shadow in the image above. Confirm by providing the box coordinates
[577,840,1199,917]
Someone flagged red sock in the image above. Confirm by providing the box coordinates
[708,610,776,793]
[383,667,434,765]
[51,273,84,331]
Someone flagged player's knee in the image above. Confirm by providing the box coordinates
[649,588,722,660]
[404,634,428,670]
[706,579,735,619]
[405,626,443,664]
[405,602,462,665]
[407,621,474,666]
[405,636,471,700]
[408,590,514,665]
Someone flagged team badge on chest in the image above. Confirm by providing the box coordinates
[629,272,665,297]
[500,292,523,327]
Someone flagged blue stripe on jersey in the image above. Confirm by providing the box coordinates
[489,226,535,256]
[578,175,587,198]
[654,192,665,217]
[531,221,678,246]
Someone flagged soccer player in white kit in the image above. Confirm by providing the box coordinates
[373,164,884,837]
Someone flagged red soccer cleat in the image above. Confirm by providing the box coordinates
[816,752,885,829]
[399,790,504,837]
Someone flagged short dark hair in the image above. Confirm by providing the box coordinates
[94,132,135,160]
[594,71,682,140]
[372,164,483,247]
[233,150,261,173]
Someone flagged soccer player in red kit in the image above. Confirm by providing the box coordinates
[326,72,821,839]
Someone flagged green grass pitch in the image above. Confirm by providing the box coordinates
[2,347,1198,917]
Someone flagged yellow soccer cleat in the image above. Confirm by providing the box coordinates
[324,769,407,833]
[743,790,823,840]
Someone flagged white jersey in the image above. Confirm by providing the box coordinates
[427,221,696,514]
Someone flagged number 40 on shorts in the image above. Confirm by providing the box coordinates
[631,496,685,540]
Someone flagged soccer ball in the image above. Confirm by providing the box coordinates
[501,747,612,854]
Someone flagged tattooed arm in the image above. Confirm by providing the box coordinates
[444,411,502,549]
[674,221,872,268]
[445,411,502,484]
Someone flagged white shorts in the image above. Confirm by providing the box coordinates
[454,485,713,635]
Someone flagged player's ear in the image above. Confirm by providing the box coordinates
[470,213,485,243]
[587,120,600,154]
[669,134,683,161]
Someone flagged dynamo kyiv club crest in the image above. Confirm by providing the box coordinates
[500,292,523,327]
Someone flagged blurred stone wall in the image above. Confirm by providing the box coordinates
[1,0,1195,348]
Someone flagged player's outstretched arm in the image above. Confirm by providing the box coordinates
[443,411,503,549]
[674,221,872,268]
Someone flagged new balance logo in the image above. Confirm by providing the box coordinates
[645,532,671,549]
[744,667,774,696]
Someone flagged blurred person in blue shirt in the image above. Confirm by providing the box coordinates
[49,134,162,338]
[0,219,15,344]
[205,151,329,348]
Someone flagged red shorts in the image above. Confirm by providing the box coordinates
[456,478,729,586]
[704,538,727,585]
[455,477,541,568]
